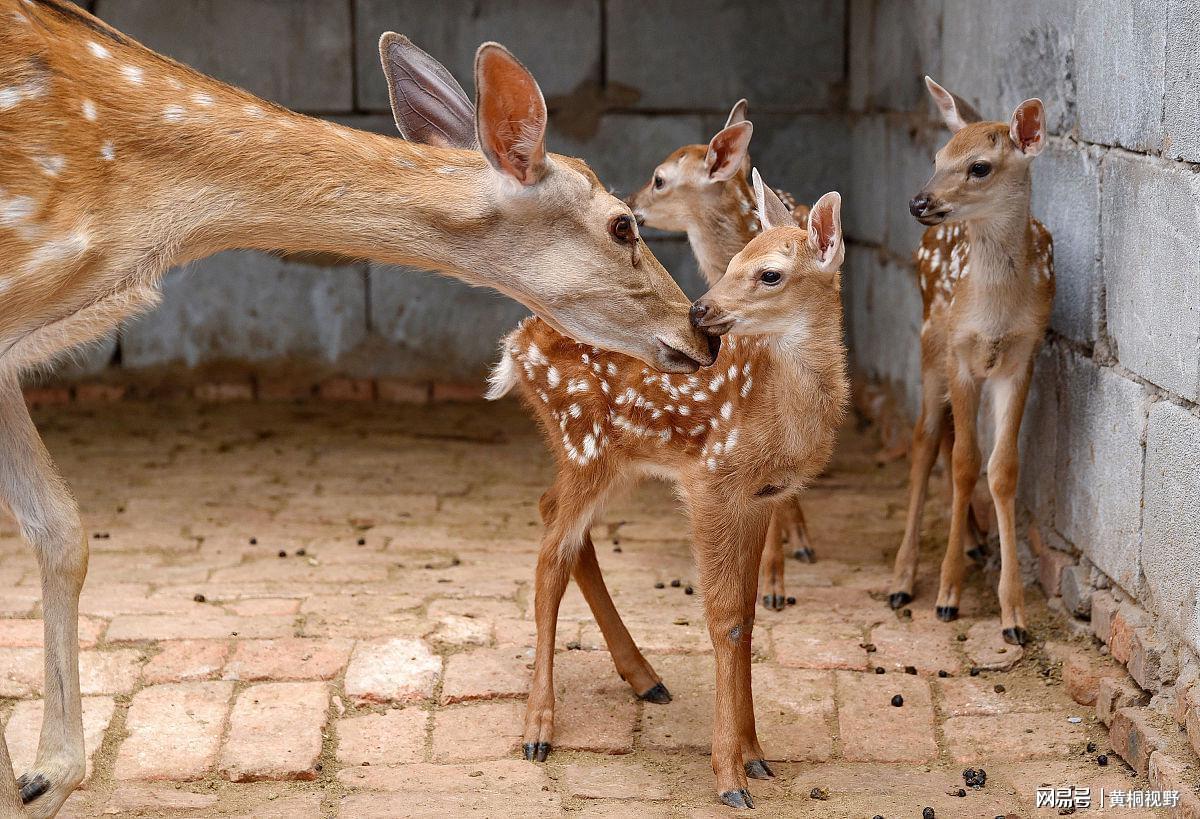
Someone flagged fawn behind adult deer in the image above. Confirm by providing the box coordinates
[491,173,848,809]
[627,100,819,611]
[888,77,1054,645]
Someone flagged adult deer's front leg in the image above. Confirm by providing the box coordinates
[936,373,981,621]
[0,374,87,818]
[694,500,771,808]
[988,369,1033,645]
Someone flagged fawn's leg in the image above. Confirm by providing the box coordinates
[888,372,949,608]
[690,490,772,809]
[572,534,670,702]
[738,517,772,781]
[523,475,608,762]
[0,729,27,817]
[757,511,786,611]
[935,374,982,621]
[785,497,815,563]
[987,368,1034,645]
[941,432,986,563]
[0,374,87,818]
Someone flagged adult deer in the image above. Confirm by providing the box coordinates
[491,173,848,809]
[887,77,1054,646]
[628,100,818,612]
[0,2,714,815]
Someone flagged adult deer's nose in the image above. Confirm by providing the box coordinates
[909,193,933,218]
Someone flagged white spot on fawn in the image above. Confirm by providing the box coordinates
[121,65,144,85]
[244,105,265,118]
[163,105,186,123]
[0,191,35,225]
[87,41,111,59]
[81,99,97,121]
[100,141,115,161]
[546,366,560,388]
[34,155,65,176]
[719,401,733,420]
[191,93,214,107]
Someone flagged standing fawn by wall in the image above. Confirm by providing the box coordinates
[490,173,848,808]
[627,100,817,612]
[888,77,1054,646]
[0,3,715,816]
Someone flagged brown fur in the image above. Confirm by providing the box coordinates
[626,107,817,609]
[889,79,1055,644]
[492,193,848,805]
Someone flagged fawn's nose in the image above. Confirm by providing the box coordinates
[689,301,711,328]
[909,193,933,218]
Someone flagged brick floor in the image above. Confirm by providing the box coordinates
[0,399,1174,815]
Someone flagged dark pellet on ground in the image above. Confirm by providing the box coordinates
[938,670,948,678]
[1087,741,1097,752]
[193,593,206,603]
[890,694,903,707]
[296,548,307,556]
[1097,754,1108,766]
[963,768,987,788]
[356,537,366,545]
[956,633,967,641]
[613,546,622,553]
[923,807,935,819]
[685,586,694,595]
[862,643,876,652]
[993,684,1006,693]
[654,582,665,589]
[873,815,884,819]
[809,786,829,801]
[249,537,257,545]
[566,640,581,650]
[670,579,681,588]
[901,608,912,618]
[278,550,287,558]
[315,762,323,771]
[956,789,966,797]
[969,667,980,676]
[904,665,917,675]
[875,666,885,674]
[786,596,796,605]
[92,532,110,540]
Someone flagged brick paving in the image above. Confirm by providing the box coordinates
[0,399,1174,816]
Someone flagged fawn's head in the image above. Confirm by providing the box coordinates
[626,100,754,232]
[690,170,843,338]
[909,77,1046,226]
[379,34,716,372]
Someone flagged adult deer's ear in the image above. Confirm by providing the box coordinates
[724,98,749,129]
[924,76,982,133]
[807,191,844,273]
[379,33,476,149]
[474,42,548,186]
[705,121,753,182]
[751,168,794,231]
[1009,98,1046,156]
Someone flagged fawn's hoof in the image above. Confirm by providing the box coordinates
[638,682,672,704]
[18,772,50,804]
[966,545,988,563]
[1002,627,1029,646]
[521,742,551,762]
[792,547,816,563]
[720,788,755,809]
[744,759,775,780]
[761,594,786,612]
[935,605,959,622]
[888,591,913,610]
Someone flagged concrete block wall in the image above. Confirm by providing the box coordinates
[56,0,847,386]
[843,0,1200,688]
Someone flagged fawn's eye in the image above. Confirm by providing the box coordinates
[609,214,636,245]
[760,270,782,286]
[653,173,665,190]
[969,161,991,178]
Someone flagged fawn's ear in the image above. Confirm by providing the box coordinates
[706,121,753,182]
[924,76,981,133]
[751,168,794,231]
[724,98,749,129]
[474,42,548,186]
[1009,98,1046,157]
[807,191,844,273]
[379,33,476,149]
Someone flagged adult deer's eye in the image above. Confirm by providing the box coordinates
[969,161,991,178]
[609,214,636,245]
[653,173,665,190]
[760,270,782,285]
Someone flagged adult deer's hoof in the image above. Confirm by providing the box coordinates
[792,547,815,563]
[521,742,551,762]
[935,605,959,622]
[720,788,755,809]
[744,759,775,780]
[888,591,913,609]
[1002,627,1029,646]
[18,772,50,803]
[638,682,672,704]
